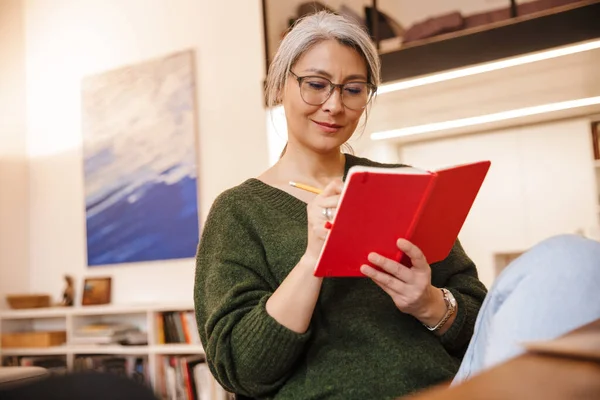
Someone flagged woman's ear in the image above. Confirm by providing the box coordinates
[276,75,291,104]
[276,85,284,104]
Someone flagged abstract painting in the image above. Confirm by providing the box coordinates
[81,50,200,266]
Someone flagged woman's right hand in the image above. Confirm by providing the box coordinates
[303,179,344,264]
[267,178,343,333]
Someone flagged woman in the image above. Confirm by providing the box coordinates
[194,11,487,399]
[194,10,600,400]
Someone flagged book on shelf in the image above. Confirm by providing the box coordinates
[314,160,491,277]
[157,310,201,345]
[156,354,227,400]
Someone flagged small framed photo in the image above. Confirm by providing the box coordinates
[81,277,112,306]
[592,121,600,160]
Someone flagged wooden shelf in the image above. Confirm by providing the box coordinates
[0,307,70,320]
[380,1,600,83]
[0,345,158,356]
[0,303,194,319]
[69,345,150,355]
[0,346,68,356]
[1,344,205,356]
[68,304,151,316]
[150,344,204,355]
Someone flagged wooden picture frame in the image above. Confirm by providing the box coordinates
[592,121,600,161]
[81,277,112,306]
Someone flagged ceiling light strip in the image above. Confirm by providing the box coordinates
[377,39,600,95]
[370,96,600,141]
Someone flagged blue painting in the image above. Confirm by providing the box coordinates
[81,50,200,266]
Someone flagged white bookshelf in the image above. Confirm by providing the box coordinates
[151,344,205,355]
[0,303,228,400]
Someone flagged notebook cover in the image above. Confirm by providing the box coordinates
[408,161,491,265]
[313,161,490,277]
[313,168,436,277]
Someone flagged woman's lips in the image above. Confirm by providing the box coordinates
[312,120,343,133]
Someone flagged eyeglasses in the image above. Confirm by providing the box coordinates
[290,71,376,110]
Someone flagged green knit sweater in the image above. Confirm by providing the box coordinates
[194,154,488,400]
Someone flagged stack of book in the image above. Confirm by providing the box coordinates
[71,323,147,346]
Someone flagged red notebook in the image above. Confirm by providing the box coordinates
[313,160,491,277]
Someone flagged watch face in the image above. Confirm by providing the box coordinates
[449,296,457,307]
[444,289,457,307]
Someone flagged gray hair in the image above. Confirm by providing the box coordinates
[265,11,381,107]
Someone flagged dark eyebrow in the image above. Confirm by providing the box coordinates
[301,68,368,82]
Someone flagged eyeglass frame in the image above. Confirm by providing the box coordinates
[289,71,377,110]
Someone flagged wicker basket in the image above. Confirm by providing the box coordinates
[6,294,51,309]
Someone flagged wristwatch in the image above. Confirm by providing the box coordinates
[423,288,457,332]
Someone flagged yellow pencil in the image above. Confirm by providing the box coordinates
[289,181,323,195]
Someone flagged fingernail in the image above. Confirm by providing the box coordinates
[324,221,333,229]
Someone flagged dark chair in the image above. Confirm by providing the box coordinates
[0,372,158,400]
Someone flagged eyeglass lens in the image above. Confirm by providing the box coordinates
[299,77,372,110]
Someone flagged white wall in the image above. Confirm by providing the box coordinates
[24,0,268,305]
[399,118,598,287]
[0,0,30,307]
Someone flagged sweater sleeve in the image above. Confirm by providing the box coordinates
[194,192,311,398]
[430,239,488,357]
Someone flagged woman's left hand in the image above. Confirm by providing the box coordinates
[360,238,443,324]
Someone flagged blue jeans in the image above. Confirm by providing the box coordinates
[453,234,600,384]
